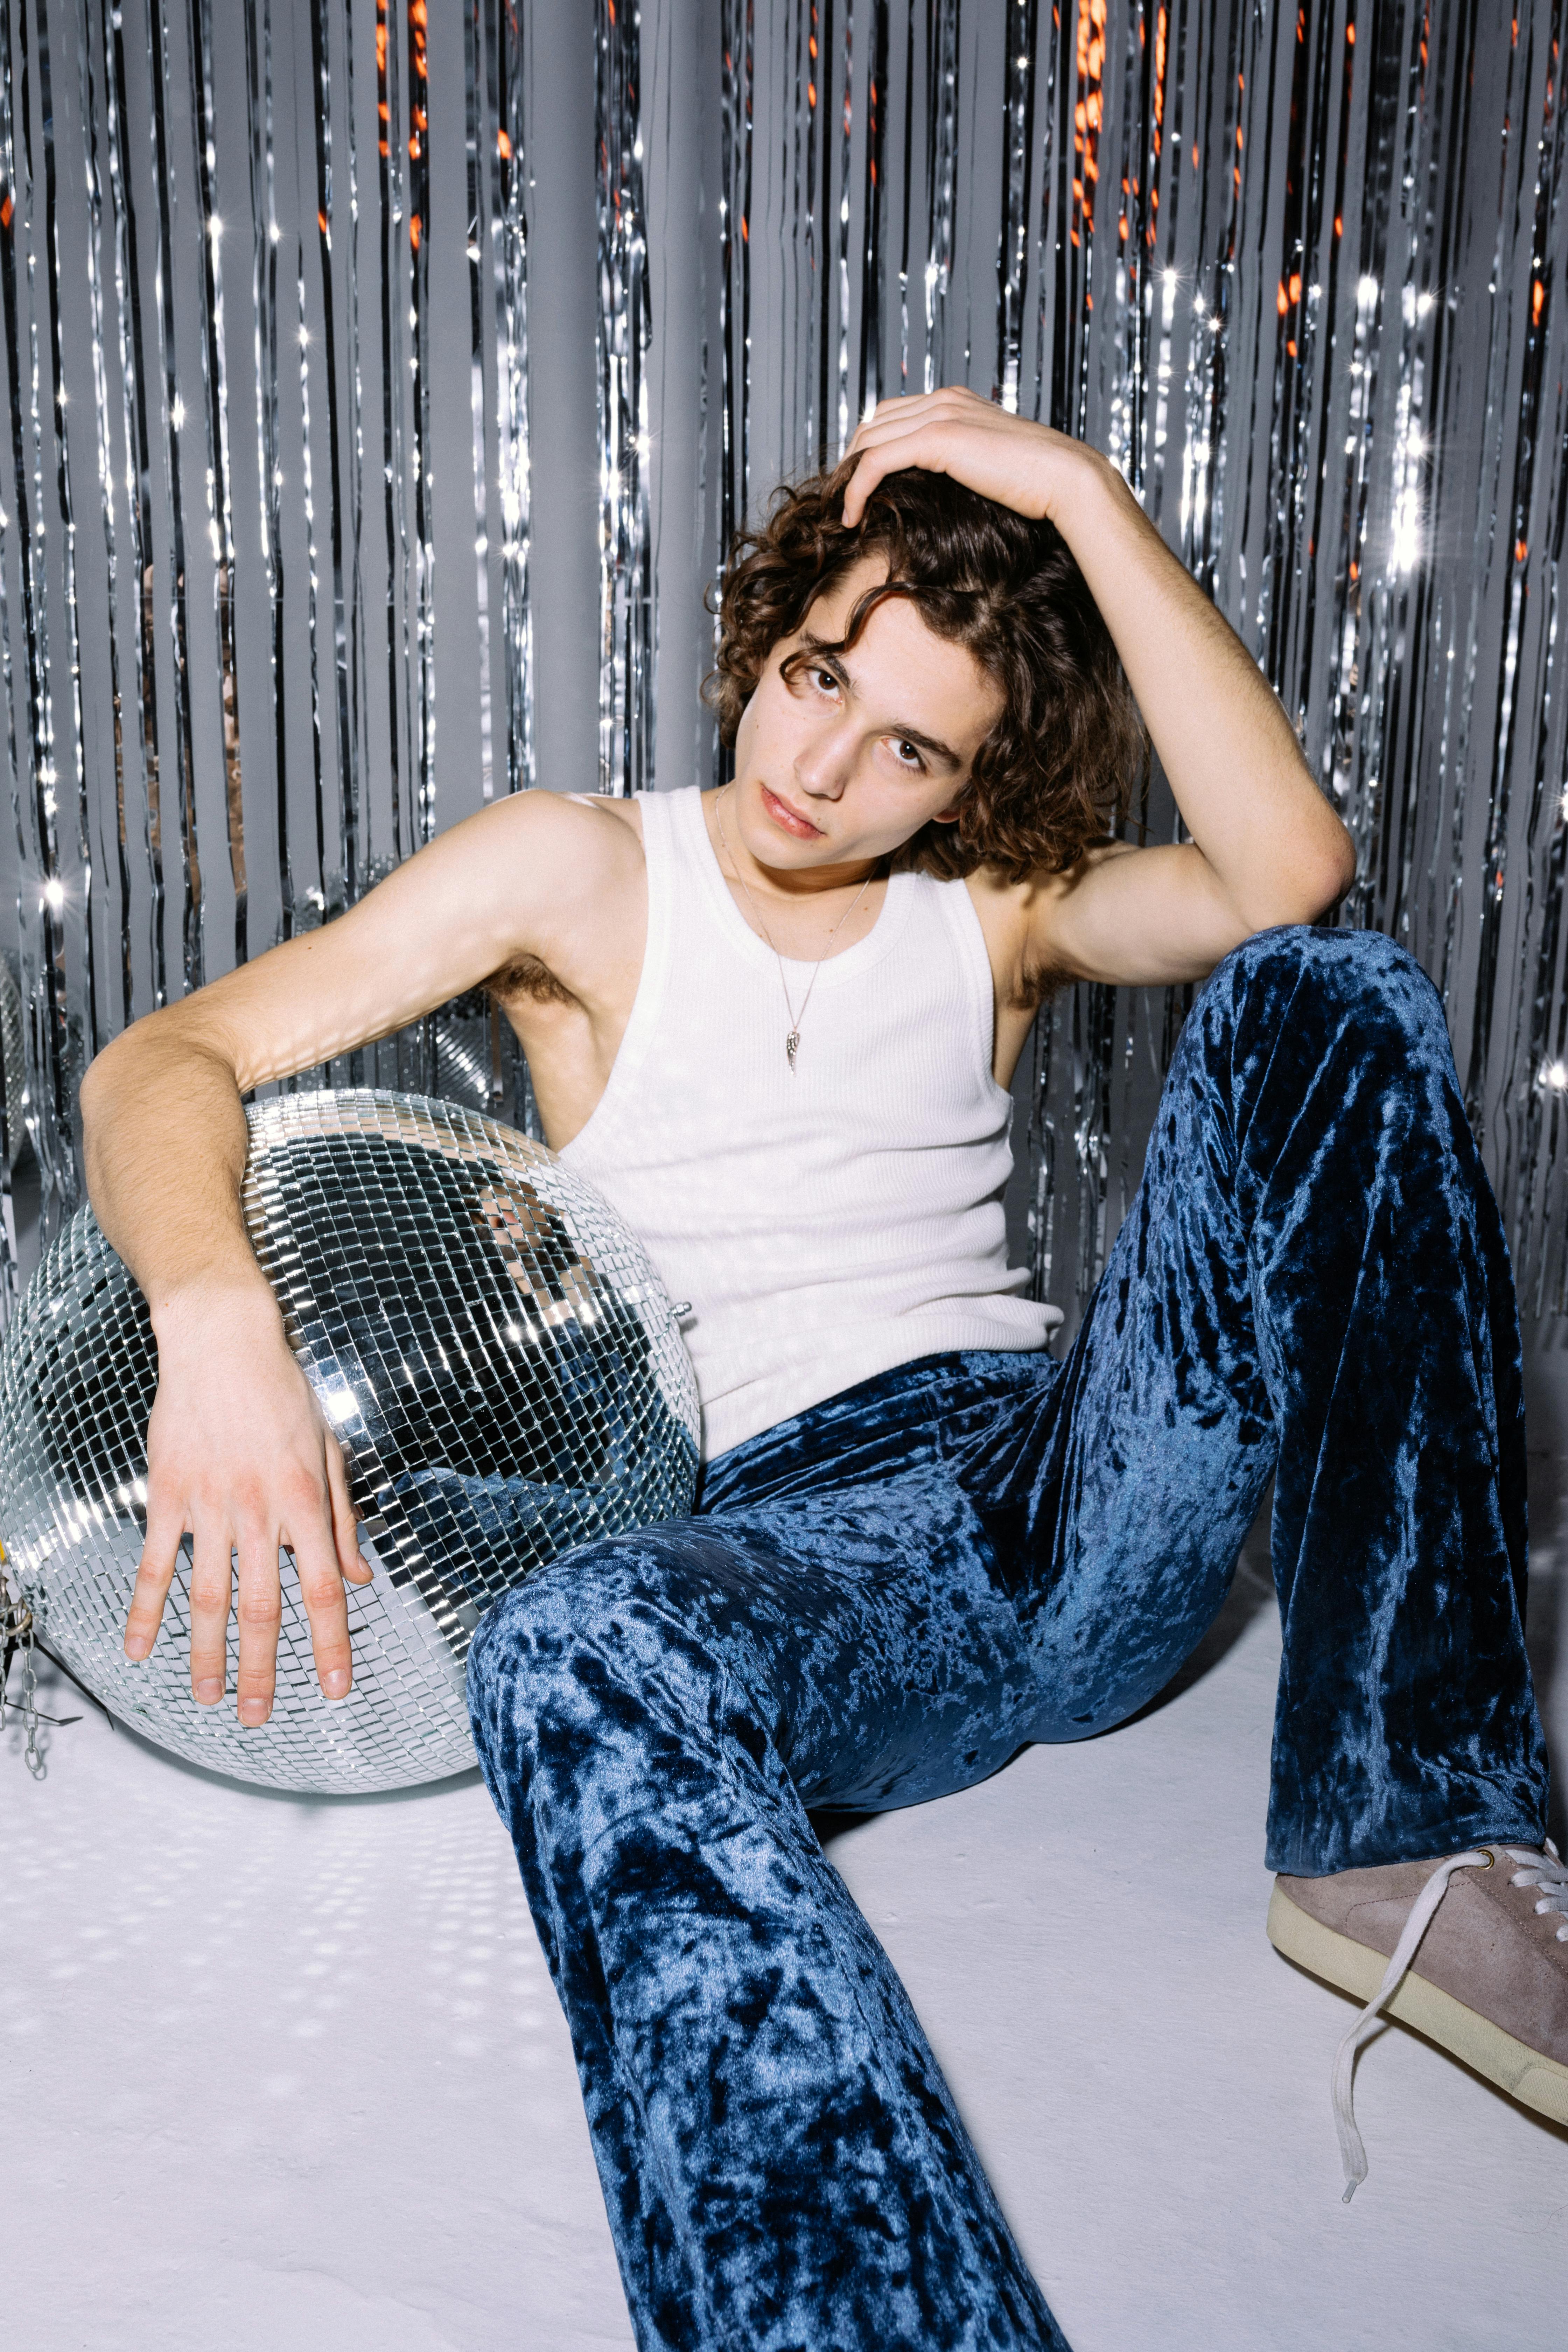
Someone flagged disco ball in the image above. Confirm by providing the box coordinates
[0,1090,699,1793]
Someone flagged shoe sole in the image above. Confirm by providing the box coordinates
[1267,1883,1568,2128]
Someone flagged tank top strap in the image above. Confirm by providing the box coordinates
[563,788,678,1153]
[662,780,713,874]
[927,866,1001,1084]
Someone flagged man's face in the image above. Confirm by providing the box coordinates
[729,558,1004,872]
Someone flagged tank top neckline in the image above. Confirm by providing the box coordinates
[677,785,918,989]
[560,786,990,1172]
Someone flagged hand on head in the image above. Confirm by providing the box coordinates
[840,384,1103,534]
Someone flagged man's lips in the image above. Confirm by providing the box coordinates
[760,783,824,839]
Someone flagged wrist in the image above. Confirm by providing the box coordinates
[148,1273,284,1348]
[1048,446,1130,536]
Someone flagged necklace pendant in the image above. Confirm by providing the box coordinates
[785,1029,800,1072]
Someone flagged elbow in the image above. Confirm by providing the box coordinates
[79,1004,207,1131]
[1237,822,1357,936]
[80,1014,149,1094]
[77,1036,122,1129]
[77,1052,115,1190]
[1319,817,1358,911]
[1293,830,1357,925]
[78,1030,140,1159]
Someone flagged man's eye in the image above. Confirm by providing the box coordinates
[811,666,839,694]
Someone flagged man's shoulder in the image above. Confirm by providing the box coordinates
[457,786,647,908]
[557,790,647,842]
[455,789,649,1008]
[485,784,645,851]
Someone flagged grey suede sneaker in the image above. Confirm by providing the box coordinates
[1268,1841,1568,2196]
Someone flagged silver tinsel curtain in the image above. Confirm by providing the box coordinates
[2,1,1566,1336]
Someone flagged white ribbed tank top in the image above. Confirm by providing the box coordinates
[560,786,1060,1458]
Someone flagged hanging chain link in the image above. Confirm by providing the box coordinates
[1,1550,47,1778]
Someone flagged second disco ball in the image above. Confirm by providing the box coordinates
[0,1090,699,1793]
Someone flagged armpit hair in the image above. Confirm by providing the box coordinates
[1017,953,1072,1010]
[481,953,578,1009]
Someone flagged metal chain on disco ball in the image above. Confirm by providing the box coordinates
[0,1554,45,1775]
[0,1548,85,1777]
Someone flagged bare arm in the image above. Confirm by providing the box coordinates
[80,1021,359,1727]
[841,389,1356,986]
[83,789,629,1723]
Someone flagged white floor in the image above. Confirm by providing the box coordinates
[4,1476,1565,2352]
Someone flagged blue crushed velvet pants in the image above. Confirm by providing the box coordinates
[468,927,1549,2352]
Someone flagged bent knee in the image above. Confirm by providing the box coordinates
[1213,923,1446,1052]
[466,1525,724,1742]
[471,1535,642,1659]
[1219,920,1423,987]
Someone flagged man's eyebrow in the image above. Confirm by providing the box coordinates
[792,635,965,772]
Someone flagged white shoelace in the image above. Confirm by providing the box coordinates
[1331,1836,1566,2202]
[1507,1840,1568,1940]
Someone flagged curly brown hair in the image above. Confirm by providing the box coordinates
[705,458,1148,881]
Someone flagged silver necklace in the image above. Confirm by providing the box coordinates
[713,787,877,1072]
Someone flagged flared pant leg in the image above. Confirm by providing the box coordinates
[467,1475,1067,2352]
[962,924,1550,1875]
[468,922,1553,2347]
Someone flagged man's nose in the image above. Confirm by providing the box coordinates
[794,723,854,800]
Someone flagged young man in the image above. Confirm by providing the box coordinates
[84,389,1563,2351]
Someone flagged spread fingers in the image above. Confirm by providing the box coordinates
[326,1435,371,1588]
[233,1522,283,1728]
[288,1509,355,1701]
[187,1517,238,1707]
[123,1500,186,1662]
